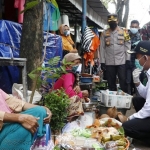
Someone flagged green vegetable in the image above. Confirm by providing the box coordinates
[71,129,91,138]
[118,127,125,135]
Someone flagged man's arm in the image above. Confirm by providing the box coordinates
[100,32,106,64]
[129,86,150,120]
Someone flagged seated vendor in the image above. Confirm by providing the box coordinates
[122,41,150,146]
[53,53,89,101]
[59,24,78,57]
[0,89,52,149]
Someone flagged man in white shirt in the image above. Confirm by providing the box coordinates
[122,41,150,145]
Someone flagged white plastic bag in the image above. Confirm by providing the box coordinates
[12,83,42,104]
[62,120,84,133]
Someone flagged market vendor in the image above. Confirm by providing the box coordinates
[54,53,89,100]
[122,41,150,146]
[0,89,52,149]
[59,24,78,57]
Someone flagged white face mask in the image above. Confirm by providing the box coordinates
[76,64,82,73]
[130,28,138,34]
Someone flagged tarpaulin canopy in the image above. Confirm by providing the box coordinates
[0,20,63,93]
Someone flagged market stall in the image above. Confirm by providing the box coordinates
[54,118,129,150]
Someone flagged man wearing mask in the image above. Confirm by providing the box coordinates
[126,20,141,94]
[140,6,150,40]
[100,14,131,92]
[122,41,150,146]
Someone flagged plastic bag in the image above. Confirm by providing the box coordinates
[12,83,42,104]
[62,120,82,133]
[30,124,54,150]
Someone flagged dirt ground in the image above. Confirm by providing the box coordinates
[126,107,150,150]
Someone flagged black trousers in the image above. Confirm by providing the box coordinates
[106,65,127,92]
[122,96,150,144]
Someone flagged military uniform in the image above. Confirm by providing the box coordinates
[100,14,131,92]
[140,21,150,40]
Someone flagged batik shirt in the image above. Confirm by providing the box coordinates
[140,21,150,40]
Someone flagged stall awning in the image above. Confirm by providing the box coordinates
[57,0,109,29]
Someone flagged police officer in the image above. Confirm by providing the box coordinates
[100,13,131,92]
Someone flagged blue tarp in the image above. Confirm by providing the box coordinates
[0,20,63,93]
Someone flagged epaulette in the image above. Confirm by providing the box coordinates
[122,28,130,41]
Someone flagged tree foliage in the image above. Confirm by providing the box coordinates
[101,0,130,28]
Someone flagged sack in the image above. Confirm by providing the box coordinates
[67,96,84,119]
[31,124,54,150]
[12,83,42,104]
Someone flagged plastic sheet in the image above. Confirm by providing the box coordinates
[0,20,21,93]
[0,20,63,93]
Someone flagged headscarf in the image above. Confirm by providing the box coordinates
[59,24,75,51]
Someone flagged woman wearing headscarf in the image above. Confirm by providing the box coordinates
[54,53,88,99]
[59,24,78,57]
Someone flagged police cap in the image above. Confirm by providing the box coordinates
[107,13,118,22]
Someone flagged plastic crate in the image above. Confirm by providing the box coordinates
[97,104,128,115]
[100,90,132,109]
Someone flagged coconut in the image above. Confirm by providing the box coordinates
[117,112,128,123]
[107,107,118,118]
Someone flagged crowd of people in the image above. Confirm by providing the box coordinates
[0,5,150,149]
[100,8,150,146]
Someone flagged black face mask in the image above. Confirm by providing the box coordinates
[109,22,117,30]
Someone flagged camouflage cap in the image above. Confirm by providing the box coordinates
[107,13,118,22]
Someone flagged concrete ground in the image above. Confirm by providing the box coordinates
[126,106,150,150]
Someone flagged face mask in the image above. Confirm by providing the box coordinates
[72,65,79,73]
[72,64,82,73]
[135,59,143,70]
[64,30,70,36]
[76,64,82,73]
[130,28,138,34]
[135,56,148,70]
[109,22,117,30]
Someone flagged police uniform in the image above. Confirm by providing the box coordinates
[100,14,131,92]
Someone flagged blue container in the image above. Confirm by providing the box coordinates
[80,77,93,83]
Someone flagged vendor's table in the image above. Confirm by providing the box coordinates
[0,57,27,101]
[79,82,93,99]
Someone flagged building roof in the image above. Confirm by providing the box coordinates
[57,0,109,29]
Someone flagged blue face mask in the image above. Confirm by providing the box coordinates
[72,65,79,73]
[135,59,143,70]
[130,28,138,34]
[135,55,147,71]
[64,30,70,36]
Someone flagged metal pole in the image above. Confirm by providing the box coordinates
[81,0,87,73]
[82,0,87,34]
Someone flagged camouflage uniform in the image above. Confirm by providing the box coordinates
[140,21,150,40]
